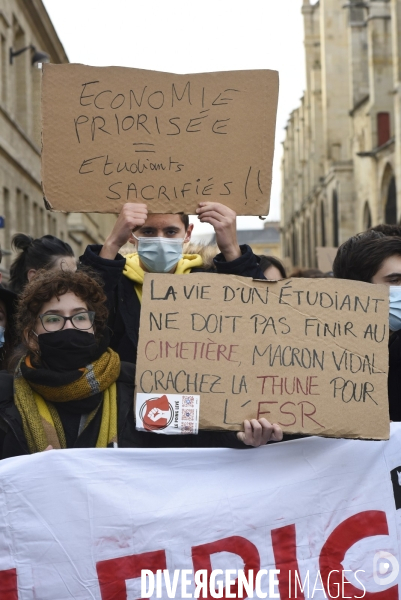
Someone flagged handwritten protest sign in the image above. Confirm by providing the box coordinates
[41,64,278,215]
[135,275,390,439]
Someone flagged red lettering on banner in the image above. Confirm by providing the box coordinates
[96,549,166,600]
[320,510,398,599]
[192,535,260,599]
[271,524,305,600]
[0,568,17,600]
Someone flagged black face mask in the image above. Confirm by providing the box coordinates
[37,329,102,371]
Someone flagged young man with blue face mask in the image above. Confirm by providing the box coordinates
[333,230,401,420]
[81,201,278,447]
[82,201,266,358]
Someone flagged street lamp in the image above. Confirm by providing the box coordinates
[9,44,50,65]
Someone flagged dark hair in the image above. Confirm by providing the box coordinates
[258,255,287,279]
[369,224,401,238]
[9,234,74,295]
[290,268,325,278]
[12,269,108,364]
[179,214,189,229]
[333,231,401,282]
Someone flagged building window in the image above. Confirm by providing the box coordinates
[286,237,291,259]
[16,188,23,231]
[377,113,390,148]
[385,177,397,224]
[12,17,27,130]
[306,217,311,267]
[0,34,7,105]
[33,202,39,238]
[39,207,44,237]
[363,201,372,230]
[320,201,326,247]
[3,187,10,268]
[313,208,318,266]
[292,229,297,266]
[23,194,29,232]
[332,190,339,247]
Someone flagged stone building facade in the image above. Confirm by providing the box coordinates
[281,0,401,268]
[0,0,115,278]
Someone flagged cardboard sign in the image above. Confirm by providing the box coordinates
[41,64,278,215]
[135,274,390,439]
[316,246,338,273]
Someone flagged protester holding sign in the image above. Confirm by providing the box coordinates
[333,231,401,421]
[81,201,266,363]
[0,269,282,457]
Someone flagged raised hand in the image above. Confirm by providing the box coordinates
[196,202,241,262]
[100,203,148,259]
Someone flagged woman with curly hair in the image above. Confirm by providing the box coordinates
[0,270,282,457]
[0,268,134,457]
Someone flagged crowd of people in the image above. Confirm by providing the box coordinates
[0,200,400,459]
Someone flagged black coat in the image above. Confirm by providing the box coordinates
[389,331,401,421]
[80,244,266,363]
[0,364,248,458]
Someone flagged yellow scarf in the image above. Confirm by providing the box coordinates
[14,350,120,453]
[123,253,203,302]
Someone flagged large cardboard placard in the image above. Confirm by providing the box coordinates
[41,64,278,215]
[135,274,390,439]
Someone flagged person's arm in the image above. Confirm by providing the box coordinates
[80,244,126,290]
[213,245,267,279]
[100,203,148,259]
[79,203,149,300]
[196,202,241,261]
[195,419,283,449]
[196,202,266,279]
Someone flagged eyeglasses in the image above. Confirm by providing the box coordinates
[38,311,95,332]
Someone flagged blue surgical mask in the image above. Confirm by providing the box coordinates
[134,236,184,273]
[0,326,5,349]
[389,286,401,331]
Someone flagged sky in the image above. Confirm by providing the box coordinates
[42,0,307,237]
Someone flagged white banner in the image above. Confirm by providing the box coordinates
[0,425,401,599]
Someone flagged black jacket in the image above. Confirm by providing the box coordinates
[80,244,266,363]
[0,364,248,458]
[389,331,401,421]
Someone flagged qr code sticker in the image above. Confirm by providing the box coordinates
[182,408,194,421]
[182,396,195,407]
[181,422,195,434]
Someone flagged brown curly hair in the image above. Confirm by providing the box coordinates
[15,268,108,359]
